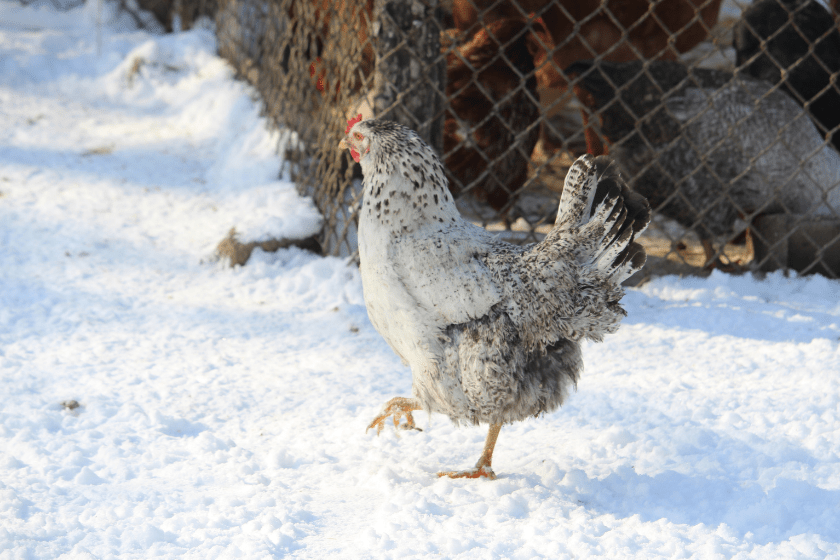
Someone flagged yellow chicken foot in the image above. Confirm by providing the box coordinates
[700,238,743,272]
[438,423,502,480]
[366,397,422,435]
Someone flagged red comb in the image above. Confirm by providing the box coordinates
[345,113,363,135]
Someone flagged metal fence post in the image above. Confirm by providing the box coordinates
[373,0,445,155]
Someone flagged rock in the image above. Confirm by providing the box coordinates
[752,214,840,277]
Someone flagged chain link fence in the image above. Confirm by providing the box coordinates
[88,0,840,277]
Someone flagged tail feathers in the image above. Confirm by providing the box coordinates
[556,155,600,228]
[557,154,651,282]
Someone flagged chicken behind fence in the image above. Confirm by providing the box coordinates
[569,60,840,267]
[444,17,546,212]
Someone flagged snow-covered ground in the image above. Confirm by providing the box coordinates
[1,3,839,558]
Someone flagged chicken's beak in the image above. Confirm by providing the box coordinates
[338,138,348,150]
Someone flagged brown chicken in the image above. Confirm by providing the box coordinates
[451,0,723,156]
[451,0,722,90]
[443,18,548,212]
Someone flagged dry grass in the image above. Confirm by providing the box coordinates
[215,228,322,267]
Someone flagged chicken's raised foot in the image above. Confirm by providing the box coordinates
[366,397,422,435]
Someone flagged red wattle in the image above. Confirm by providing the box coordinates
[350,148,360,162]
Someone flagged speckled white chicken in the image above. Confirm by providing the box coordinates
[340,115,650,479]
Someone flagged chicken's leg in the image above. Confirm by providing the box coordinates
[700,238,721,269]
[438,423,502,480]
[366,397,422,435]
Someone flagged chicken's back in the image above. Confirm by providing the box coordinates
[416,156,650,425]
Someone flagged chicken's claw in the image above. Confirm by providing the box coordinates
[437,465,496,480]
[366,396,422,436]
[436,423,501,480]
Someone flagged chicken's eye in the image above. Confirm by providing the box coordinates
[354,132,363,141]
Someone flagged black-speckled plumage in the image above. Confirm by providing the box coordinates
[343,118,649,430]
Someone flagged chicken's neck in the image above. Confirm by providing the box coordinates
[359,159,461,237]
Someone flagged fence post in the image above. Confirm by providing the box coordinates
[373,0,445,155]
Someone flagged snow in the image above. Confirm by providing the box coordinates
[1,2,839,558]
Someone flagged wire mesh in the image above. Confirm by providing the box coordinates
[167,0,840,276]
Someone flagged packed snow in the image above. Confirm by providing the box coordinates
[1,2,839,558]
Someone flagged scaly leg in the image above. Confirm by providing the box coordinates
[700,238,715,268]
[438,423,502,480]
[366,397,422,435]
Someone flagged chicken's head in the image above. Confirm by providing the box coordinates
[339,113,370,163]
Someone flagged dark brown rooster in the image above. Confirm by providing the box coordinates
[443,18,547,212]
[450,0,723,156]
[451,0,722,89]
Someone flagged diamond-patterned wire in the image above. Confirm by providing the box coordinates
[183,0,840,276]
